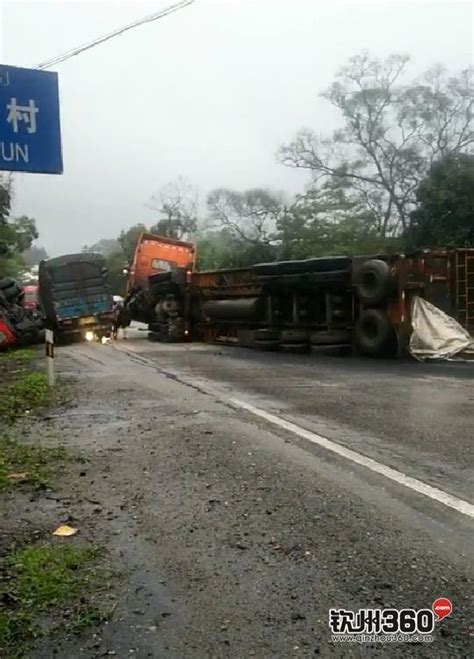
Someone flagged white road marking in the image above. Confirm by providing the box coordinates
[109,343,474,519]
[230,398,474,520]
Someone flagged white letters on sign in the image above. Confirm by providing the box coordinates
[0,142,29,162]
[6,98,39,134]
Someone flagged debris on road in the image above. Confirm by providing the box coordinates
[52,524,79,537]
[410,296,474,360]
[6,471,29,481]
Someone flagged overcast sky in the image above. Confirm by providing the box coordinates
[1,0,472,255]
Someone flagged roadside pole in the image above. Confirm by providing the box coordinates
[45,329,55,387]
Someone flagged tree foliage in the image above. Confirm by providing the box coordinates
[407,153,474,248]
[104,249,128,295]
[199,179,400,267]
[198,187,285,268]
[22,244,48,267]
[0,176,38,277]
[81,54,474,278]
[278,179,397,259]
[206,187,282,251]
[0,174,11,224]
[280,53,473,237]
[149,177,198,239]
[197,229,277,270]
[118,223,147,262]
[82,238,120,257]
[82,237,127,293]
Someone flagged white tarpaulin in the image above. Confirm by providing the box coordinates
[409,296,474,360]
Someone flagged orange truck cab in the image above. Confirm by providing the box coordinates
[127,232,196,292]
[124,232,196,341]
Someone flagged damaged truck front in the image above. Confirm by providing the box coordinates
[0,277,43,350]
[124,232,195,341]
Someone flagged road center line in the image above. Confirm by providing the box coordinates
[229,397,474,520]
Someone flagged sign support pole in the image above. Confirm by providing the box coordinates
[45,329,55,387]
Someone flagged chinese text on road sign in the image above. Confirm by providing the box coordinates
[0,65,62,174]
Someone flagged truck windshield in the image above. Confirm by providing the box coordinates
[151,258,176,272]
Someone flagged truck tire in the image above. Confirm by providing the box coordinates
[280,342,310,354]
[0,279,21,301]
[0,277,16,291]
[254,339,280,351]
[255,328,280,341]
[149,322,164,333]
[355,259,392,306]
[148,329,181,343]
[3,283,23,302]
[354,309,395,356]
[280,329,308,344]
[18,328,41,346]
[310,330,350,345]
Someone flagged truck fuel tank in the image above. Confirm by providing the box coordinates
[202,297,264,321]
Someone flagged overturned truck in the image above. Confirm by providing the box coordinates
[0,277,43,350]
[125,232,474,358]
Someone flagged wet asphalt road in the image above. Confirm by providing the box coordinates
[122,332,474,502]
[47,333,473,657]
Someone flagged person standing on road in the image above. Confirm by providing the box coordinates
[112,300,125,340]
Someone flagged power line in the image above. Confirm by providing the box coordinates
[37,0,195,70]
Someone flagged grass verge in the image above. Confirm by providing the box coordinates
[0,348,37,363]
[0,543,111,658]
[0,372,52,423]
[0,436,66,492]
[0,348,110,657]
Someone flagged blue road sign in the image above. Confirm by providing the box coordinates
[0,64,62,174]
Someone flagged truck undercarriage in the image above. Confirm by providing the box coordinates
[125,234,474,359]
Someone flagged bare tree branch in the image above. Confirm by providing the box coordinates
[206,188,283,248]
[148,177,198,239]
[279,53,473,238]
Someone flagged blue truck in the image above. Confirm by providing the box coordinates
[38,253,114,342]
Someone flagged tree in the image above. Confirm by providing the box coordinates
[0,174,14,259]
[197,228,277,270]
[0,173,11,224]
[82,237,127,294]
[82,238,120,257]
[407,153,474,248]
[0,215,38,277]
[104,250,128,295]
[2,215,38,254]
[118,223,147,262]
[206,187,282,255]
[277,179,396,260]
[280,53,473,238]
[0,175,38,276]
[149,177,198,239]
[22,244,48,267]
[197,230,239,270]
